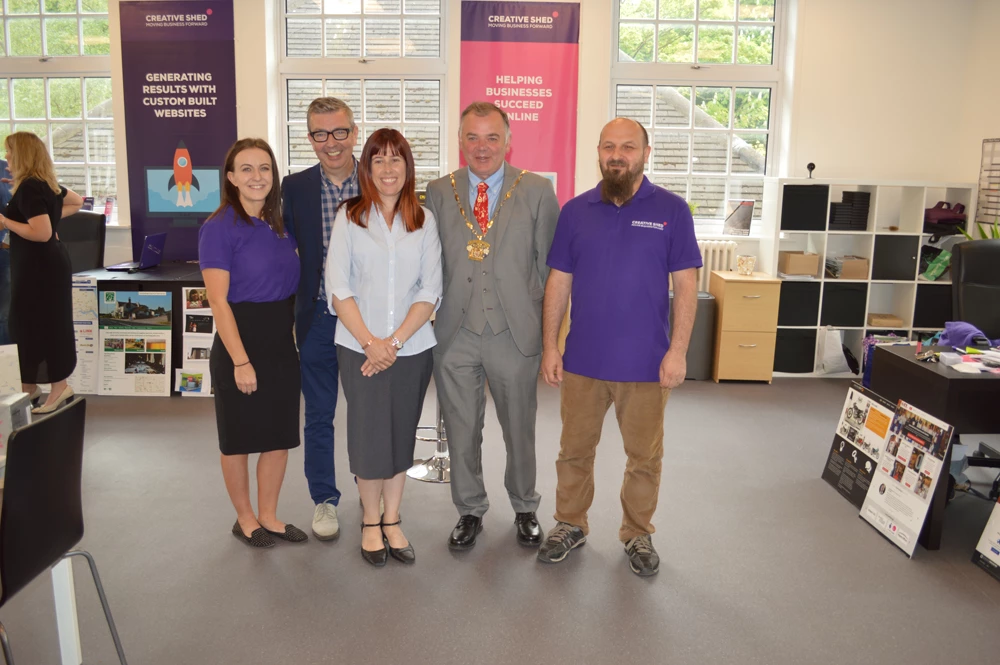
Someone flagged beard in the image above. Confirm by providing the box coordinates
[600,159,644,204]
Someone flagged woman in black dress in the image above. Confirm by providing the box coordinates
[0,132,82,413]
[198,138,306,548]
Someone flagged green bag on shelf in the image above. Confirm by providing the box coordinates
[921,249,951,281]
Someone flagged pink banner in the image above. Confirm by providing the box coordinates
[460,2,580,205]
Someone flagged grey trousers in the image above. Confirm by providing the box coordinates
[433,324,542,518]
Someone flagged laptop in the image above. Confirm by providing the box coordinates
[105,233,168,272]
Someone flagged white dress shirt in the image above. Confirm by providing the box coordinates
[325,203,442,355]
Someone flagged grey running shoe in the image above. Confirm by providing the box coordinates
[624,534,659,577]
[537,522,586,563]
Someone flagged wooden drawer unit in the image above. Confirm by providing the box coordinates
[716,331,777,381]
[709,271,781,383]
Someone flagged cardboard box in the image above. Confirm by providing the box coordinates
[840,255,869,280]
[868,312,905,328]
[778,251,820,276]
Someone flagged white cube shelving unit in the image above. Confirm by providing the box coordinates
[758,178,977,378]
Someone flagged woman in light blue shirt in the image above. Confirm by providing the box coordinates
[326,128,442,567]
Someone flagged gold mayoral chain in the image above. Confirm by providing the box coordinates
[450,170,528,262]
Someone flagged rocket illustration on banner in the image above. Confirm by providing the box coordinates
[167,142,200,207]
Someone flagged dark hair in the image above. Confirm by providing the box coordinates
[344,128,424,232]
[209,138,284,235]
[460,101,511,142]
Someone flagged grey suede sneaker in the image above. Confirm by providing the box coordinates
[537,522,586,563]
[624,534,659,577]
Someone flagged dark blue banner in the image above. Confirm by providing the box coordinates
[120,1,237,261]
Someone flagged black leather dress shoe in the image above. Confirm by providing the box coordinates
[448,515,483,551]
[514,512,541,547]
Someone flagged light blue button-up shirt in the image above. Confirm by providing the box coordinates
[468,165,505,220]
[325,204,443,356]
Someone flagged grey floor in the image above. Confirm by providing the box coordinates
[3,378,999,664]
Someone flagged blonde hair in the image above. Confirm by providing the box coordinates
[4,132,61,195]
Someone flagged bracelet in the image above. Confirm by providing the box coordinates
[363,338,374,349]
[234,360,250,367]
[390,335,403,350]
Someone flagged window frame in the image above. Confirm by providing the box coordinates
[1,3,115,216]
[1,1,111,59]
[277,1,448,181]
[610,0,785,234]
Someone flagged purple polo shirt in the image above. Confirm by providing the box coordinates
[546,177,703,382]
[198,206,300,303]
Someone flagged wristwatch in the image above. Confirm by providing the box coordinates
[390,336,403,350]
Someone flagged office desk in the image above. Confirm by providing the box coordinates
[870,345,1000,550]
[76,263,205,393]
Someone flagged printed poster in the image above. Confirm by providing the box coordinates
[822,383,894,509]
[860,401,955,557]
[973,498,1000,582]
[99,291,172,396]
[120,1,237,261]
[460,1,580,205]
[178,286,214,396]
[68,275,99,394]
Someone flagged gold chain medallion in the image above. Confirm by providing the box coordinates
[450,170,527,262]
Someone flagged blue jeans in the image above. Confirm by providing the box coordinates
[0,247,10,346]
[300,299,341,505]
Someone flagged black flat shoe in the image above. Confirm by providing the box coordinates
[448,515,483,551]
[361,521,387,567]
[382,518,415,564]
[263,523,309,543]
[232,521,275,548]
[515,512,541,547]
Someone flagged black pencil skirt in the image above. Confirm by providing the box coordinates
[210,298,301,456]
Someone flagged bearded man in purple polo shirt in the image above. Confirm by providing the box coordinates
[537,118,703,577]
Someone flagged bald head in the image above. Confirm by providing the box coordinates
[598,117,651,205]
[600,117,649,150]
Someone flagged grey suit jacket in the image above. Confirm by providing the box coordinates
[425,163,560,357]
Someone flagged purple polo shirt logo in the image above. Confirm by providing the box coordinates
[631,220,663,231]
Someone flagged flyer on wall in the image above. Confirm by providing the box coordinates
[973,497,1000,582]
[822,382,895,509]
[860,400,955,557]
[68,275,100,394]
[98,291,172,397]
[179,287,214,396]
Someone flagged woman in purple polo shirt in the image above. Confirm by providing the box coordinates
[198,138,306,548]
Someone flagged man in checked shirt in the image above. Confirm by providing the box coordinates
[281,97,360,541]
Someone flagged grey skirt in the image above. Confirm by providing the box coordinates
[337,346,434,480]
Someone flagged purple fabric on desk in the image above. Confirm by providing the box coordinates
[939,321,1000,349]
[198,205,300,303]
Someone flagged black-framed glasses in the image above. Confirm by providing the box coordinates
[309,128,352,142]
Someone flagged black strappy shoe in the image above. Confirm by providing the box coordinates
[382,517,415,564]
[361,521,388,567]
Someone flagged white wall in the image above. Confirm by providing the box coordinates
[782,0,975,181]
[956,0,1000,184]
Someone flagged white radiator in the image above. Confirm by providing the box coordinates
[696,240,737,291]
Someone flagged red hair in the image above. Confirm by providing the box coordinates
[344,128,425,232]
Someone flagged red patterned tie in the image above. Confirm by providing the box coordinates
[473,181,489,235]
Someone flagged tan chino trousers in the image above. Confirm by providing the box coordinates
[554,371,670,543]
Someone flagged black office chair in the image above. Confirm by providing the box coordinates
[0,399,127,664]
[948,239,1000,501]
[58,211,107,272]
[951,239,1000,339]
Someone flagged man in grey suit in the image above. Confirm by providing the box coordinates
[425,102,560,550]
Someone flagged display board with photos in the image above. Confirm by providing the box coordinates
[98,291,173,397]
[974,498,1000,582]
[822,383,895,509]
[860,400,954,557]
[823,382,956,558]
[177,287,214,397]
